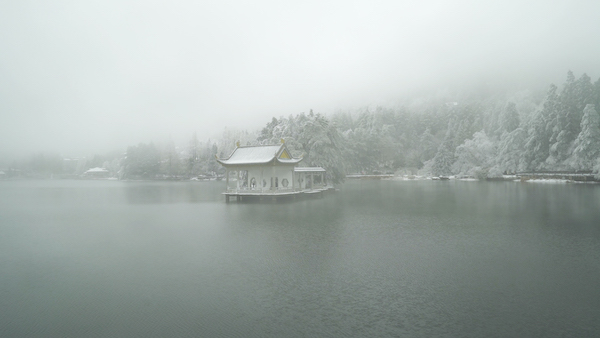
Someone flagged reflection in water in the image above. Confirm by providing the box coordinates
[0,180,599,337]
[123,181,224,204]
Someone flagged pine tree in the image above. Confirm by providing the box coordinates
[547,76,572,166]
[593,78,600,111]
[570,104,600,170]
[258,117,281,143]
[574,73,595,113]
[494,127,527,174]
[523,109,549,170]
[547,72,595,168]
[431,126,456,176]
[257,111,347,183]
[522,84,557,169]
[418,127,438,165]
[451,104,482,149]
[500,102,520,133]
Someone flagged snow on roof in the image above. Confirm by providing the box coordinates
[294,167,325,172]
[85,167,109,173]
[278,158,302,164]
[218,144,302,166]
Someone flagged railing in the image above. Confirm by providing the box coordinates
[226,186,296,194]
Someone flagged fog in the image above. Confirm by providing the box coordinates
[1,0,600,159]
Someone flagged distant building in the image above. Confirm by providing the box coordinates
[216,141,330,202]
[82,167,110,179]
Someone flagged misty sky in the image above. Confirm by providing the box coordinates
[2,0,600,159]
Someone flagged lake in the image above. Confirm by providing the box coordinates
[1,179,599,337]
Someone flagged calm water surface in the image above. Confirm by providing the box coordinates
[1,179,599,337]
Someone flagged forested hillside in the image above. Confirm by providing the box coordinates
[256,71,600,182]
[10,72,599,182]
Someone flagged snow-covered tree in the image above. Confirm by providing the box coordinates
[430,126,456,177]
[257,111,347,183]
[593,78,600,110]
[546,72,594,167]
[493,127,527,174]
[569,104,600,170]
[572,73,595,115]
[451,104,483,149]
[522,84,558,170]
[452,131,496,178]
[542,83,567,167]
[417,127,438,167]
[296,112,347,183]
[500,102,520,134]
[594,158,600,180]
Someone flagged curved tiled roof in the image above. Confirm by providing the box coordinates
[217,144,302,166]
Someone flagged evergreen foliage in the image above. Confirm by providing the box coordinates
[122,143,161,179]
[500,102,520,134]
[570,104,600,170]
[69,70,599,182]
[257,110,347,183]
[452,131,495,178]
[253,71,600,180]
[430,127,456,177]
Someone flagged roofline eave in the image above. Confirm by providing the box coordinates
[275,158,303,165]
[217,160,273,167]
[217,158,302,167]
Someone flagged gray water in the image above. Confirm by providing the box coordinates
[1,179,599,337]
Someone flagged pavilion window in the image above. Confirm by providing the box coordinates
[240,170,248,189]
[314,174,322,185]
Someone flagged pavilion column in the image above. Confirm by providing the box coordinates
[292,168,295,191]
[225,169,229,191]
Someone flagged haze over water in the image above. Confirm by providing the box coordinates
[2,0,600,159]
[1,179,599,337]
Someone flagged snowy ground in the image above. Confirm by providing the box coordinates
[386,174,598,184]
[522,178,599,184]
[522,178,569,184]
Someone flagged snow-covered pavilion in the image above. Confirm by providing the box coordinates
[216,141,330,202]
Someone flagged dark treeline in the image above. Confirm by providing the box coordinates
[3,71,599,182]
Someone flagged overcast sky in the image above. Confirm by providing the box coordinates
[2,0,600,159]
